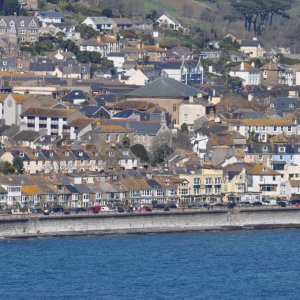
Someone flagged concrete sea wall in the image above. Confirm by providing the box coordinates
[1,208,300,238]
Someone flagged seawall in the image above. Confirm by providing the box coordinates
[1,208,300,239]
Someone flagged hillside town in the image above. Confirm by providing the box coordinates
[1,0,300,212]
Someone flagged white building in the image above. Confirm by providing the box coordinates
[82,17,113,31]
[36,11,64,24]
[20,107,82,137]
[248,165,282,198]
[156,13,182,31]
[227,118,297,142]
[107,52,126,69]
[79,37,120,57]
[229,62,261,86]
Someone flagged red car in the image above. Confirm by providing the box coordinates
[89,206,101,213]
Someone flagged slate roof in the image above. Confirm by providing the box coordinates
[12,130,41,142]
[105,119,162,135]
[88,17,113,25]
[62,90,88,101]
[127,77,201,98]
[107,52,126,57]
[38,11,64,19]
[240,40,261,47]
[29,62,55,72]
[270,97,300,116]
[0,16,39,29]
[80,105,110,118]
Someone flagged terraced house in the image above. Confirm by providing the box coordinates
[0,16,39,43]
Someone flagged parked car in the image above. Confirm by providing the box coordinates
[277,201,287,207]
[238,201,251,207]
[251,201,262,206]
[262,199,277,206]
[89,206,101,213]
[71,207,86,213]
[164,207,170,211]
[50,207,64,213]
[288,199,300,206]
[32,208,45,214]
[227,202,236,209]
[117,207,125,213]
[167,204,178,209]
[153,204,165,209]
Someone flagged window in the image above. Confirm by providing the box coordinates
[142,190,152,196]
[193,178,200,185]
[273,176,276,181]
[3,61,7,66]
[108,151,114,157]
[215,177,221,184]
[289,103,294,108]
[273,126,277,132]
[20,21,24,26]
[262,126,266,131]
[173,105,177,112]
[260,176,263,181]
[181,188,188,195]
[288,126,292,132]
[279,155,283,160]
[116,134,120,142]
[106,134,111,142]
[156,190,163,196]
[279,147,285,153]
[205,177,212,185]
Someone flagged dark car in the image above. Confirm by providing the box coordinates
[117,207,125,213]
[72,207,87,213]
[32,208,45,214]
[277,201,287,207]
[163,207,170,211]
[153,204,165,209]
[227,202,236,209]
[167,204,178,209]
[251,201,262,206]
[50,207,64,213]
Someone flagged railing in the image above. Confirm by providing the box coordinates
[0,205,299,221]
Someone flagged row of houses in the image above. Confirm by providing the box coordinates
[1,161,300,209]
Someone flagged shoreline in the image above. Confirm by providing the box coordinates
[2,223,300,240]
[1,208,300,239]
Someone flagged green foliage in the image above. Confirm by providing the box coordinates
[102,8,113,17]
[152,144,173,165]
[131,144,149,162]
[0,161,15,174]
[276,53,300,65]
[123,136,131,148]
[181,123,188,132]
[13,157,24,174]
[0,0,20,15]
[231,0,293,35]
[76,24,98,39]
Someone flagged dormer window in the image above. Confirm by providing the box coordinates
[35,152,39,157]
[279,147,285,153]
[10,21,14,27]
[289,104,295,108]
[49,151,54,157]
[3,61,7,66]
[123,150,129,155]
[109,151,114,157]
[270,103,274,108]
[20,21,24,27]
[263,146,268,152]
[19,152,24,157]
[78,151,83,157]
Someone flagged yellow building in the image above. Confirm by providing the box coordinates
[179,167,225,203]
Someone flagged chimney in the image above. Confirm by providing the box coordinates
[241,62,245,71]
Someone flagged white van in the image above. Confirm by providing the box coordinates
[262,199,277,206]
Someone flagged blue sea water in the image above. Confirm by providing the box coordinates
[0,230,300,300]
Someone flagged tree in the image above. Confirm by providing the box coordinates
[102,8,113,17]
[1,0,20,15]
[75,24,98,40]
[231,0,293,35]
[0,161,15,174]
[131,144,149,162]
[13,157,24,174]
[152,144,173,165]
[181,123,188,132]
[123,136,130,148]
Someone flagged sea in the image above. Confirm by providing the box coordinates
[0,229,299,300]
